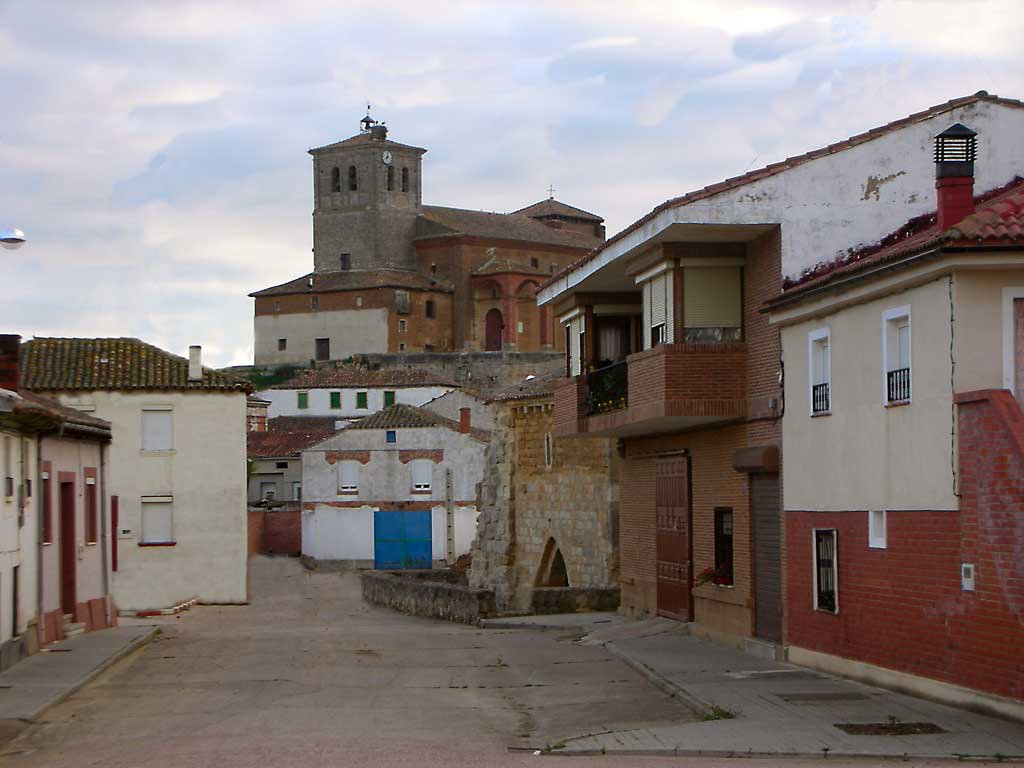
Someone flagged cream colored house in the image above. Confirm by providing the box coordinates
[766,125,1024,712]
[20,338,252,612]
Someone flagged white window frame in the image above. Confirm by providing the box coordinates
[1000,287,1024,394]
[141,407,174,452]
[140,496,174,544]
[882,305,912,405]
[338,462,359,494]
[812,527,839,614]
[808,327,831,416]
[411,459,432,492]
[292,481,302,501]
[868,510,887,549]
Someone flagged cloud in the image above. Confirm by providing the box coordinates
[3,0,1024,366]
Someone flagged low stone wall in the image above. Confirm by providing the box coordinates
[531,587,621,615]
[361,570,496,624]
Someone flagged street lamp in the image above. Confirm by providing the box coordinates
[0,227,26,250]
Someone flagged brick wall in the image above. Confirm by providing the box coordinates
[786,389,1024,701]
[264,510,302,555]
[247,510,265,558]
[615,228,782,638]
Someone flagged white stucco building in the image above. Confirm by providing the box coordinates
[20,338,252,612]
[301,403,487,568]
[258,366,457,424]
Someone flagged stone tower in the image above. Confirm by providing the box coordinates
[309,114,427,273]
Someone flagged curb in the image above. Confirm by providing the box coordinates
[478,618,591,631]
[547,747,1023,761]
[122,597,197,618]
[603,641,715,719]
[25,626,160,723]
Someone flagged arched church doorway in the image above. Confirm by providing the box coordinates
[485,308,503,351]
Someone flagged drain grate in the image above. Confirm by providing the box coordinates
[780,692,869,703]
[835,722,946,736]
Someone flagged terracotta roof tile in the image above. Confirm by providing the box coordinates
[487,375,559,402]
[2,391,112,437]
[346,403,489,440]
[248,430,333,458]
[471,255,550,278]
[20,338,252,393]
[268,416,340,432]
[273,365,457,390]
[416,206,602,250]
[511,198,604,222]
[250,269,452,298]
[542,91,1024,291]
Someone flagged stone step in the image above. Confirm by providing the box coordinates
[63,623,87,638]
[745,637,787,662]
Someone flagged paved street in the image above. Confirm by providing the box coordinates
[1,557,1019,768]
[1,556,695,767]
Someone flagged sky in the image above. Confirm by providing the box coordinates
[3,0,1024,367]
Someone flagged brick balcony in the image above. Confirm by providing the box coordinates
[553,343,748,438]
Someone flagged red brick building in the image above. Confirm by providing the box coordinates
[539,93,1024,666]
[767,125,1024,713]
[250,115,603,365]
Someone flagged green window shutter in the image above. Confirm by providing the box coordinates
[384,391,395,407]
[330,392,341,409]
[297,392,308,410]
[357,392,368,409]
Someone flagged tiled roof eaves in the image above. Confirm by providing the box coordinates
[249,271,453,298]
[541,92,1024,291]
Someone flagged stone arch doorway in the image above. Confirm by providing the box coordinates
[536,537,569,587]
[485,308,503,351]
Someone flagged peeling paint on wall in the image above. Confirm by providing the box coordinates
[861,171,907,201]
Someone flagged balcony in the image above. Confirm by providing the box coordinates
[553,342,748,438]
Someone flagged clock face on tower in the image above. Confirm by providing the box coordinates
[382,150,393,165]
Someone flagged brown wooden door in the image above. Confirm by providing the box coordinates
[656,456,692,620]
[752,473,782,642]
[59,482,76,615]
[485,309,503,351]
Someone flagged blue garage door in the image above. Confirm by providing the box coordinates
[373,510,432,570]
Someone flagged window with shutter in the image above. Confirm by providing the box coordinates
[683,267,742,330]
[642,271,673,348]
[338,462,359,494]
[411,459,432,492]
[384,391,396,407]
[141,410,173,451]
[141,500,174,543]
[297,392,309,410]
[356,391,368,409]
[330,392,341,409]
[395,290,410,315]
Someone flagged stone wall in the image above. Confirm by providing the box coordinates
[361,570,495,624]
[469,396,620,613]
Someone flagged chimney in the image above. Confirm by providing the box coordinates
[188,345,202,382]
[935,123,977,230]
[369,124,388,141]
[0,335,20,393]
[459,407,471,434]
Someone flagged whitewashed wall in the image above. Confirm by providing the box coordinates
[258,386,453,419]
[541,100,1024,301]
[58,390,248,610]
[0,428,36,645]
[254,308,389,366]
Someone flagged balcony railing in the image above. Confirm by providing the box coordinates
[585,360,628,415]
[887,367,911,403]
[812,382,830,414]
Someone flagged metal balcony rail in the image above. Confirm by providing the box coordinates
[585,360,628,415]
[811,382,830,414]
[886,367,911,403]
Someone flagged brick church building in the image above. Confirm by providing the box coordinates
[250,115,604,365]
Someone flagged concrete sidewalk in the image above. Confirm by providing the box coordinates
[0,624,157,742]
[557,624,1024,759]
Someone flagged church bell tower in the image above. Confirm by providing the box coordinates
[309,109,427,273]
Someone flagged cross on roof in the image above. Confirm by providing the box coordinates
[547,184,556,199]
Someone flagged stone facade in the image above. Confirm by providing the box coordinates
[469,394,619,613]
